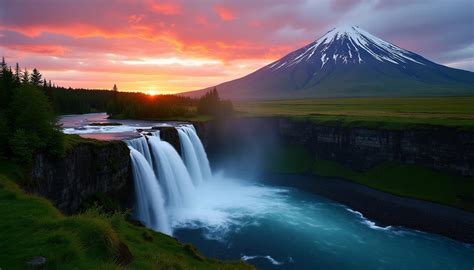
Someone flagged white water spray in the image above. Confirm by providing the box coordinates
[126,136,152,166]
[129,147,171,234]
[178,125,212,181]
[148,136,196,209]
[177,128,203,185]
[127,124,239,237]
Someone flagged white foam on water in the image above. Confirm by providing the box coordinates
[171,176,290,240]
[241,255,284,265]
[346,208,392,231]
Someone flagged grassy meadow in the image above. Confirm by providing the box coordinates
[235,96,474,129]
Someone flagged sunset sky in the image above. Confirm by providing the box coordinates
[1,0,473,95]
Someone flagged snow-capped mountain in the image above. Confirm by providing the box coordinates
[267,26,426,70]
[182,26,474,100]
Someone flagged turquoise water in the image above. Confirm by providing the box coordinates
[174,182,474,270]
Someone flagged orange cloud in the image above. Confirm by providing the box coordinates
[213,6,236,21]
[150,2,182,15]
[6,44,65,55]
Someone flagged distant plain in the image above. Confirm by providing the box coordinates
[236,96,474,129]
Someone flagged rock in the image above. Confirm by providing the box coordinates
[27,256,46,268]
[28,140,133,214]
[155,126,181,155]
[199,117,474,178]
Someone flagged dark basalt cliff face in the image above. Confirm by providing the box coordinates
[278,120,474,177]
[28,141,132,214]
[195,117,474,178]
[155,126,181,155]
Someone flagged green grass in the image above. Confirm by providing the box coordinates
[64,134,122,152]
[0,159,253,270]
[262,144,474,212]
[264,144,313,174]
[313,160,474,212]
[235,97,474,129]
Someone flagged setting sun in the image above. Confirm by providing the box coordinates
[147,90,158,96]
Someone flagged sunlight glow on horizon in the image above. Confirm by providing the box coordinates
[122,57,222,67]
[147,90,158,96]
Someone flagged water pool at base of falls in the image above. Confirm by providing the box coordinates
[173,178,474,269]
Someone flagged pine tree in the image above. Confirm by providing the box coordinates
[112,84,118,99]
[30,68,42,86]
[14,63,20,83]
[0,58,14,108]
[0,57,6,71]
[21,68,29,84]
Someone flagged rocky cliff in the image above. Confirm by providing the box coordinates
[154,126,181,155]
[278,120,474,177]
[28,140,132,214]
[195,117,474,178]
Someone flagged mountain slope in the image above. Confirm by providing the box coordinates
[182,26,474,100]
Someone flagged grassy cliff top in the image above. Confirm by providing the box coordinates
[235,96,474,129]
[0,159,253,270]
[264,145,474,212]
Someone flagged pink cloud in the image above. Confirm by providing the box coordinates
[150,1,182,15]
[213,5,236,21]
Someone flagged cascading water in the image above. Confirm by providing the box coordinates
[126,124,215,235]
[177,128,203,185]
[126,136,152,165]
[128,147,171,234]
[178,125,212,181]
[147,136,196,210]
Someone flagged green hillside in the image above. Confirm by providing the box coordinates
[0,159,252,270]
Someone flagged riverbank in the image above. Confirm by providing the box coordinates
[263,173,474,244]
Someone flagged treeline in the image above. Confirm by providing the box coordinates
[51,88,113,114]
[0,57,234,161]
[49,81,233,120]
[0,58,64,162]
[106,91,197,119]
[197,87,234,117]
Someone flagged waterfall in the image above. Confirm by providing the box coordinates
[129,147,171,234]
[178,125,212,181]
[126,124,211,236]
[126,136,152,165]
[177,128,203,185]
[148,136,196,209]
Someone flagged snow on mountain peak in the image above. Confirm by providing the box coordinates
[267,26,425,71]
